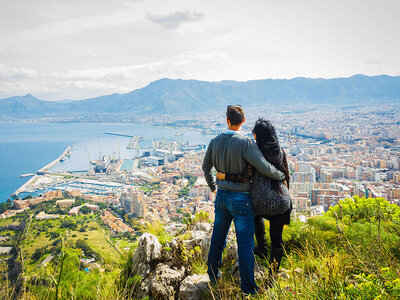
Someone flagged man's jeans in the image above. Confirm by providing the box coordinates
[207,188,257,295]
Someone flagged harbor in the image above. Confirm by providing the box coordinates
[2,123,212,202]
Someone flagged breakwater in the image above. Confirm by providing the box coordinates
[37,146,72,175]
[104,132,133,138]
[13,175,38,197]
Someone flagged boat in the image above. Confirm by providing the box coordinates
[181,144,203,151]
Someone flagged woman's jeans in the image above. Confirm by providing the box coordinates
[207,188,258,295]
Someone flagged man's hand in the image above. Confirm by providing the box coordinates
[213,190,217,195]
[216,172,226,180]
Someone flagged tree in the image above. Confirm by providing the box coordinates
[98,203,107,210]
[60,219,77,230]
[79,206,91,214]
[75,239,101,261]
[0,200,12,214]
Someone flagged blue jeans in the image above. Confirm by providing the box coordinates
[207,188,257,295]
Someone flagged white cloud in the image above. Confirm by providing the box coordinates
[0,64,38,79]
[1,9,142,43]
[145,9,205,29]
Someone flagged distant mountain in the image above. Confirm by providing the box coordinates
[1,74,399,118]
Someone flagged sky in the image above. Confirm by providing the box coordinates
[0,0,399,100]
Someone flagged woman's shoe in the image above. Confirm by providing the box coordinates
[266,247,284,287]
[253,245,268,259]
[254,216,268,259]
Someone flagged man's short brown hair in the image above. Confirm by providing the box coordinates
[226,105,245,126]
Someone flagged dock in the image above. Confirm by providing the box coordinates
[37,146,72,175]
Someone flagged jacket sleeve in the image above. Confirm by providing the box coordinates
[243,140,285,181]
[202,139,216,192]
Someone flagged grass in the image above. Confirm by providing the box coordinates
[65,219,121,263]
[141,219,172,245]
[112,238,138,252]
[4,212,139,299]
[4,196,400,300]
[202,197,400,299]
[21,215,126,278]
[0,218,20,227]
[0,230,15,236]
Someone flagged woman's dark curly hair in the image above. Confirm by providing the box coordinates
[252,118,290,193]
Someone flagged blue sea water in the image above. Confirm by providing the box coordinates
[0,123,211,203]
[120,159,135,171]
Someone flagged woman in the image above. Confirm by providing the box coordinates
[216,118,291,278]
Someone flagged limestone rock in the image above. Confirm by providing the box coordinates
[254,261,267,280]
[138,277,152,299]
[179,274,210,300]
[185,222,212,249]
[201,236,211,259]
[150,265,186,299]
[278,268,290,280]
[132,233,162,271]
[192,222,212,233]
[223,241,238,264]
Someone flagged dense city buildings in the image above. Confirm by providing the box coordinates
[120,188,146,218]
[4,104,399,227]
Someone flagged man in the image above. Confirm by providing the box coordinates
[202,105,285,295]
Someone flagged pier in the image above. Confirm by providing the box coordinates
[20,173,35,178]
[126,136,143,149]
[37,146,72,175]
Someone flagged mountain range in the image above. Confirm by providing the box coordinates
[1,74,399,118]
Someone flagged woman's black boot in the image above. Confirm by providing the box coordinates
[253,216,268,259]
[267,247,284,286]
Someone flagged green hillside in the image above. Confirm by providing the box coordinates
[1,196,400,299]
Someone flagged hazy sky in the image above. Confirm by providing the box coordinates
[0,0,399,100]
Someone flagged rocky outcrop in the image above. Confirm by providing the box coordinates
[128,222,266,299]
[128,223,213,299]
[131,232,162,279]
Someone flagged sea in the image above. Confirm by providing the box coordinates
[0,123,212,203]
